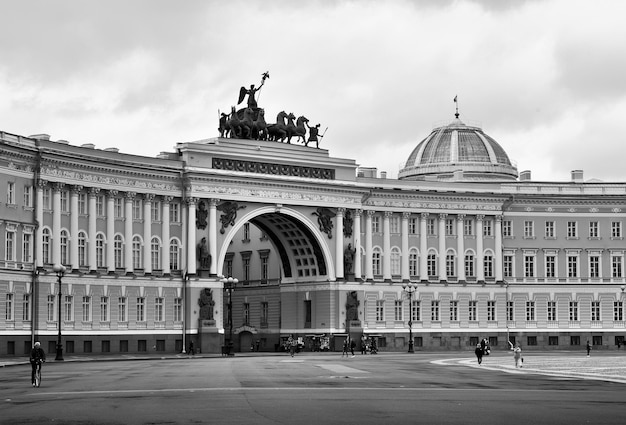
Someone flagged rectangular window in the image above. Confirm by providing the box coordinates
[507,301,514,321]
[545,221,555,238]
[483,219,492,237]
[136,298,145,322]
[612,255,623,278]
[174,298,182,322]
[261,301,269,326]
[568,255,578,278]
[170,203,180,223]
[449,301,458,321]
[96,195,105,216]
[545,255,556,278]
[151,201,161,222]
[503,255,513,278]
[47,295,56,322]
[548,301,557,322]
[22,294,31,321]
[465,254,475,278]
[243,223,251,241]
[549,336,559,346]
[7,182,15,204]
[464,219,474,236]
[487,300,496,321]
[614,301,624,321]
[612,221,622,239]
[589,221,599,238]
[591,301,601,321]
[567,221,578,238]
[60,190,69,212]
[155,298,164,322]
[484,255,494,278]
[431,300,440,321]
[243,257,251,283]
[411,300,420,321]
[100,297,109,322]
[427,254,436,277]
[394,300,403,321]
[468,300,477,321]
[5,294,14,320]
[569,301,579,321]
[114,198,123,218]
[5,231,15,261]
[445,219,455,236]
[427,218,436,236]
[524,255,535,278]
[78,193,87,214]
[23,185,33,207]
[526,301,535,321]
[523,220,534,238]
[376,300,384,322]
[372,216,380,233]
[304,300,311,328]
[390,216,400,234]
[589,256,600,278]
[82,296,91,322]
[502,220,512,237]
[408,217,417,235]
[64,295,73,321]
[43,187,51,210]
[372,251,381,275]
[23,233,33,263]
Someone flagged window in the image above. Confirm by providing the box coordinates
[170,203,180,223]
[427,253,437,277]
[5,294,14,320]
[483,220,492,237]
[408,217,417,235]
[390,248,401,275]
[225,256,233,278]
[614,301,624,321]
[465,254,475,278]
[304,300,311,328]
[96,195,105,216]
[612,221,622,239]
[372,216,380,233]
[155,298,164,322]
[376,300,384,321]
[545,255,556,278]
[22,294,30,321]
[570,336,580,346]
[567,255,578,278]
[78,232,87,267]
[502,220,512,237]
[118,297,127,322]
[170,240,180,271]
[64,295,73,321]
[242,303,250,325]
[243,257,251,282]
[523,221,534,238]
[261,255,269,282]
[243,223,251,241]
[507,301,514,321]
[47,295,56,322]
[174,298,182,322]
[524,255,535,278]
[23,233,32,263]
[78,193,87,214]
[589,255,600,278]
[446,253,455,277]
[136,298,145,322]
[5,230,15,261]
[484,254,494,278]
[427,218,436,236]
[569,301,579,321]
[464,219,474,236]
[43,187,51,210]
[527,336,537,346]
[487,301,496,321]
[100,297,109,322]
[567,221,578,238]
[82,296,91,322]
[526,301,535,321]
[503,255,513,278]
[394,300,403,321]
[548,301,557,322]
[390,216,400,234]
[60,230,69,265]
[468,300,477,321]
[543,221,554,238]
[23,185,33,207]
[549,336,559,346]
[132,199,142,220]
[150,201,160,222]
[96,234,105,268]
[411,300,420,321]
[42,228,51,264]
[151,237,161,270]
[591,301,601,322]
[132,237,142,269]
[431,300,440,321]
[261,301,269,326]
[114,235,123,268]
[7,182,15,204]
[114,198,124,218]
[60,190,68,212]
[612,254,623,278]
[409,250,418,277]
[449,301,458,321]
[445,219,455,236]
[589,221,599,238]
[372,248,382,275]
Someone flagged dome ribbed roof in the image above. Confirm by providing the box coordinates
[399,117,518,181]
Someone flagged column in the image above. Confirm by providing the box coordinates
[476,215,485,283]
[419,213,428,283]
[52,183,64,266]
[124,192,135,275]
[401,212,410,282]
[186,197,197,276]
[335,208,345,280]
[495,215,503,283]
[383,211,392,282]
[88,188,99,273]
[162,196,172,276]
[143,194,154,275]
[353,210,362,280]
[35,180,45,269]
[208,199,218,275]
[457,214,466,284]
[106,190,117,274]
[69,185,81,272]
[438,214,447,283]
[365,210,374,281]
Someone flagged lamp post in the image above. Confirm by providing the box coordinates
[220,275,238,355]
[53,264,67,361]
[402,282,417,353]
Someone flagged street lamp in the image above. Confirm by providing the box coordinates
[402,282,418,353]
[53,264,67,361]
[220,275,238,355]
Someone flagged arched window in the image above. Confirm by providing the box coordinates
[427,251,437,277]
[96,234,105,268]
[114,235,123,269]
[409,249,419,277]
[484,253,494,278]
[372,247,382,275]
[42,228,51,264]
[151,237,161,270]
[446,251,456,277]
[78,232,87,267]
[132,236,142,269]
[169,240,180,271]
[465,253,475,278]
[60,230,69,266]
[390,247,401,275]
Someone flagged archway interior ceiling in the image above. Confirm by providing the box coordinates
[250,213,327,280]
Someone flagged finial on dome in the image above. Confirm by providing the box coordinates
[453,95,459,119]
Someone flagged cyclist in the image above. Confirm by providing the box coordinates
[30,341,46,387]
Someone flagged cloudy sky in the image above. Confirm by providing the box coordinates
[2,0,625,182]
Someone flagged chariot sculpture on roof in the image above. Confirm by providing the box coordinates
[218,72,327,147]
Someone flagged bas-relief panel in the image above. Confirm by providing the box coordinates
[192,185,358,205]
[41,168,180,192]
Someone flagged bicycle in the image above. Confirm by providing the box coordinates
[32,360,43,388]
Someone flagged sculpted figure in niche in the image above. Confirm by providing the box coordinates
[344,243,356,274]
[196,201,208,230]
[197,237,211,270]
[346,291,359,322]
[198,288,215,321]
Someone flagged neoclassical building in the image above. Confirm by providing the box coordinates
[1,114,625,356]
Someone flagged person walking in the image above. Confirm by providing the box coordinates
[342,339,349,358]
[509,341,522,368]
[29,342,46,387]
[287,334,296,357]
[474,343,484,365]
[586,340,592,357]
[350,339,356,358]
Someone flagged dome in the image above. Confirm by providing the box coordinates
[399,116,518,181]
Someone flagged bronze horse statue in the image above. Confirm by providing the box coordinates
[286,115,308,144]
[226,106,256,139]
[251,108,267,141]
[266,111,289,142]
